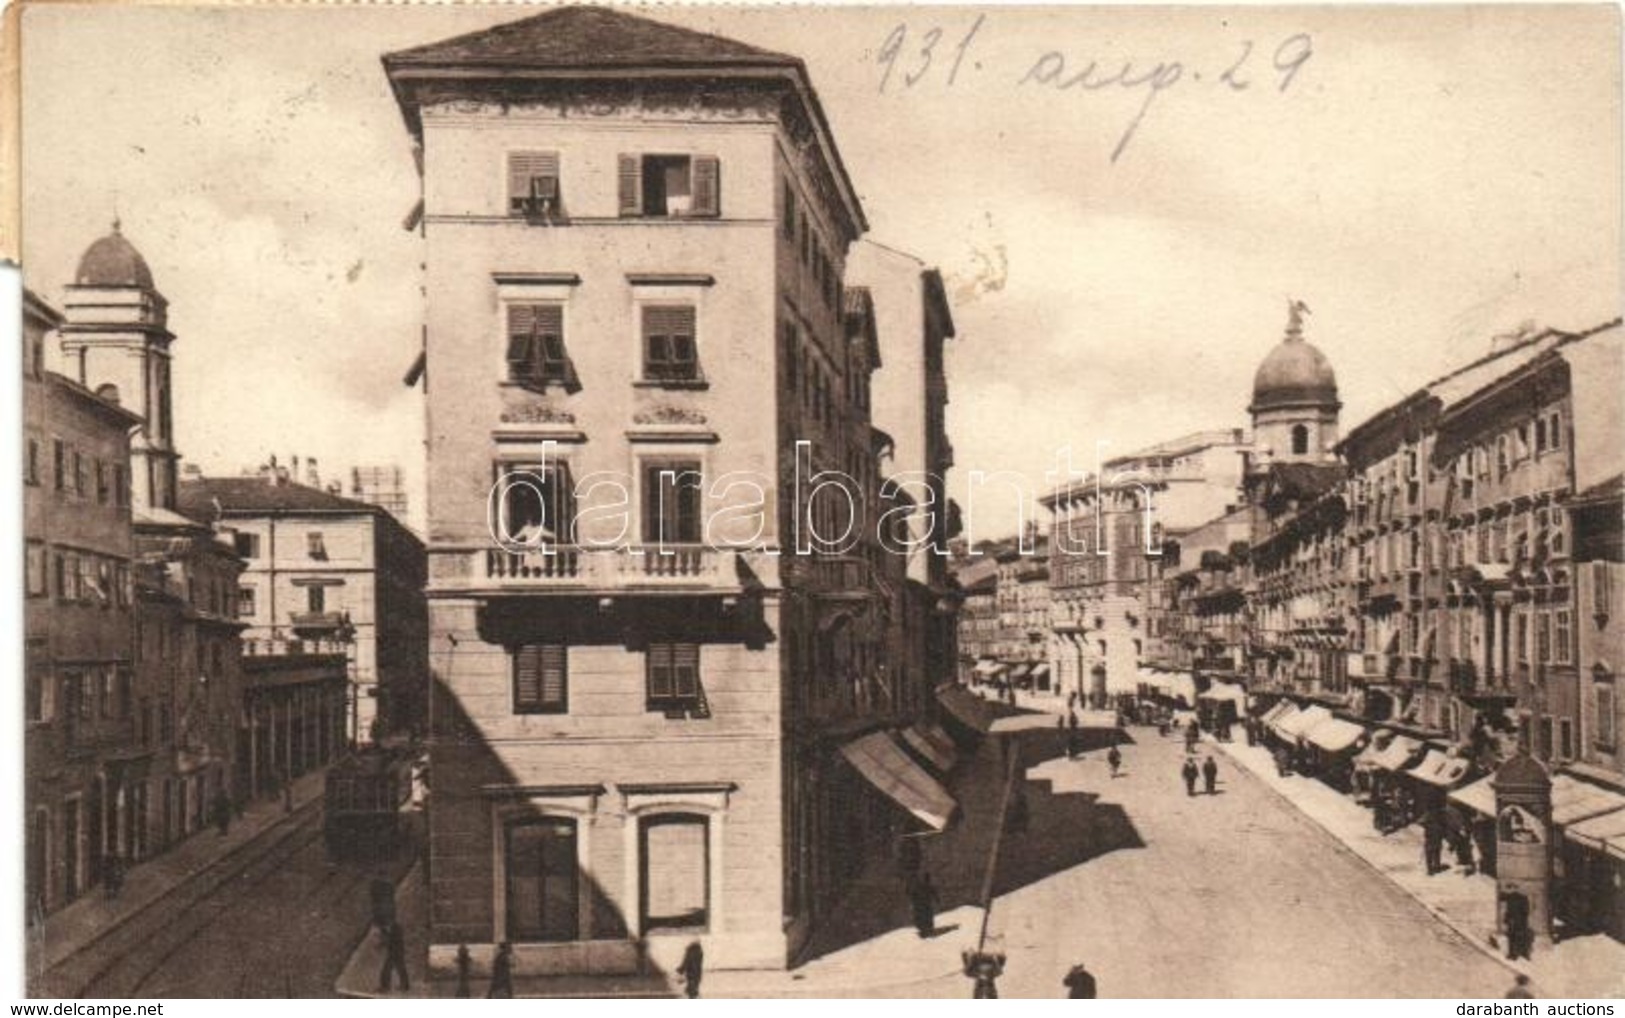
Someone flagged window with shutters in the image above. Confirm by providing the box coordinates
[618,154,720,219]
[307,531,327,560]
[1535,611,1551,663]
[307,585,325,614]
[237,586,257,619]
[25,438,38,486]
[513,643,568,714]
[506,304,579,392]
[496,461,576,547]
[639,814,709,931]
[646,642,701,711]
[52,439,65,492]
[25,543,46,598]
[508,151,562,220]
[1553,609,1572,664]
[641,461,702,546]
[1594,561,1612,618]
[640,305,701,384]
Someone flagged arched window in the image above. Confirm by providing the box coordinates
[1291,424,1310,456]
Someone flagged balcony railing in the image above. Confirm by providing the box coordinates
[290,611,347,633]
[433,545,755,592]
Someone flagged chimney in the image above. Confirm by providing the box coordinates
[307,457,320,489]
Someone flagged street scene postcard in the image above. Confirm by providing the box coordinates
[6,0,1624,1001]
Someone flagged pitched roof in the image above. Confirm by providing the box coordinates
[383,6,797,70]
[179,477,385,518]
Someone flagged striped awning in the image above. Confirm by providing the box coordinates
[900,725,956,774]
[1408,749,1471,788]
[840,731,959,831]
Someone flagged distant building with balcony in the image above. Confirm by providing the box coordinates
[178,474,428,744]
[1043,428,1250,706]
[23,287,142,916]
[384,6,956,976]
[1146,506,1252,680]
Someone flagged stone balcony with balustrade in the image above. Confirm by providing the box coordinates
[428,544,781,597]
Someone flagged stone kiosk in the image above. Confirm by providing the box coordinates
[1492,753,1553,954]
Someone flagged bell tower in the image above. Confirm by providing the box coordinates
[1248,299,1341,467]
[59,221,179,515]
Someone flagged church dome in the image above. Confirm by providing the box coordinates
[1250,302,1339,413]
[75,222,154,289]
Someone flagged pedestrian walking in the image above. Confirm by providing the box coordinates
[1107,745,1122,778]
[1184,719,1200,754]
[454,945,472,998]
[677,941,704,999]
[1066,710,1081,759]
[1062,963,1098,998]
[212,788,233,836]
[909,871,939,938]
[1202,755,1219,795]
[1422,810,1445,875]
[487,942,514,998]
[1503,891,1533,961]
[1506,973,1535,999]
[376,919,409,993]
[1181,757,1199,797]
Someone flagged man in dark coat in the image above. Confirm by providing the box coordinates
[1202,755,1219,795]
[453,944,472,998]
[962,949,1004,999]
[909,871,939,938]
[212,788,233,836]
[1106,745,1122,778]
[1063,963,1098,998]
[1185,719,1200,753]
[376,919,409,993]
[1503,891,1533,961]
[1422,810,1445,875]
[677,941,704,999]
[1066,710,1081,759]
[1181,757,1200,797]
[487,942,514,998]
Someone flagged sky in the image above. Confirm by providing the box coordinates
[19,2,1622,539]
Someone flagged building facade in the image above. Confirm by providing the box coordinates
[384,6,954,976]
[24,288,143,916]
[1043,429,1250,706]
[177,475,429,744]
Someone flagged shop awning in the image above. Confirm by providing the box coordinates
[1009,663,1033,681]
[1260,701,1293,726]
[900,725,955,774]
[1448,775,1497,817]
[1408,749,1472,788]
[1139,669,1171,694]
[1168,673,1199,707]
[1368,734,1424,773]
[1565,807,1625,860]
[1268,703,1303,737]
[840,731,958,831]
[1277,705,1333,739]
[1030,663,1051,682]
[988,710,1064,733]
[1305,717,1366,754]
[1199,682,1248,706]
[973,659,1002,676]
[1550,775,1625,828]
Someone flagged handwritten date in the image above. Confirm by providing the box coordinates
[876,20,1314,164]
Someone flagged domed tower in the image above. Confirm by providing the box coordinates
[1249,300,1340,465]
[59,221,179,514]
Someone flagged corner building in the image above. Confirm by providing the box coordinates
[384,7,929,976]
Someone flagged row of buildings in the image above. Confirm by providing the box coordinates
[956,304,1625,942]
[380,6,963,976]
[23,227,427,918]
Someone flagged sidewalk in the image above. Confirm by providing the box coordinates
[1213,735,1625,999]
[31,769,328,988]
[338,731,1029,999]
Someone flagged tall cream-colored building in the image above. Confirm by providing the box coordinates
[385,6,954,977]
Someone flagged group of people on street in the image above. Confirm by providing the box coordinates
[1181,755,1221,797]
